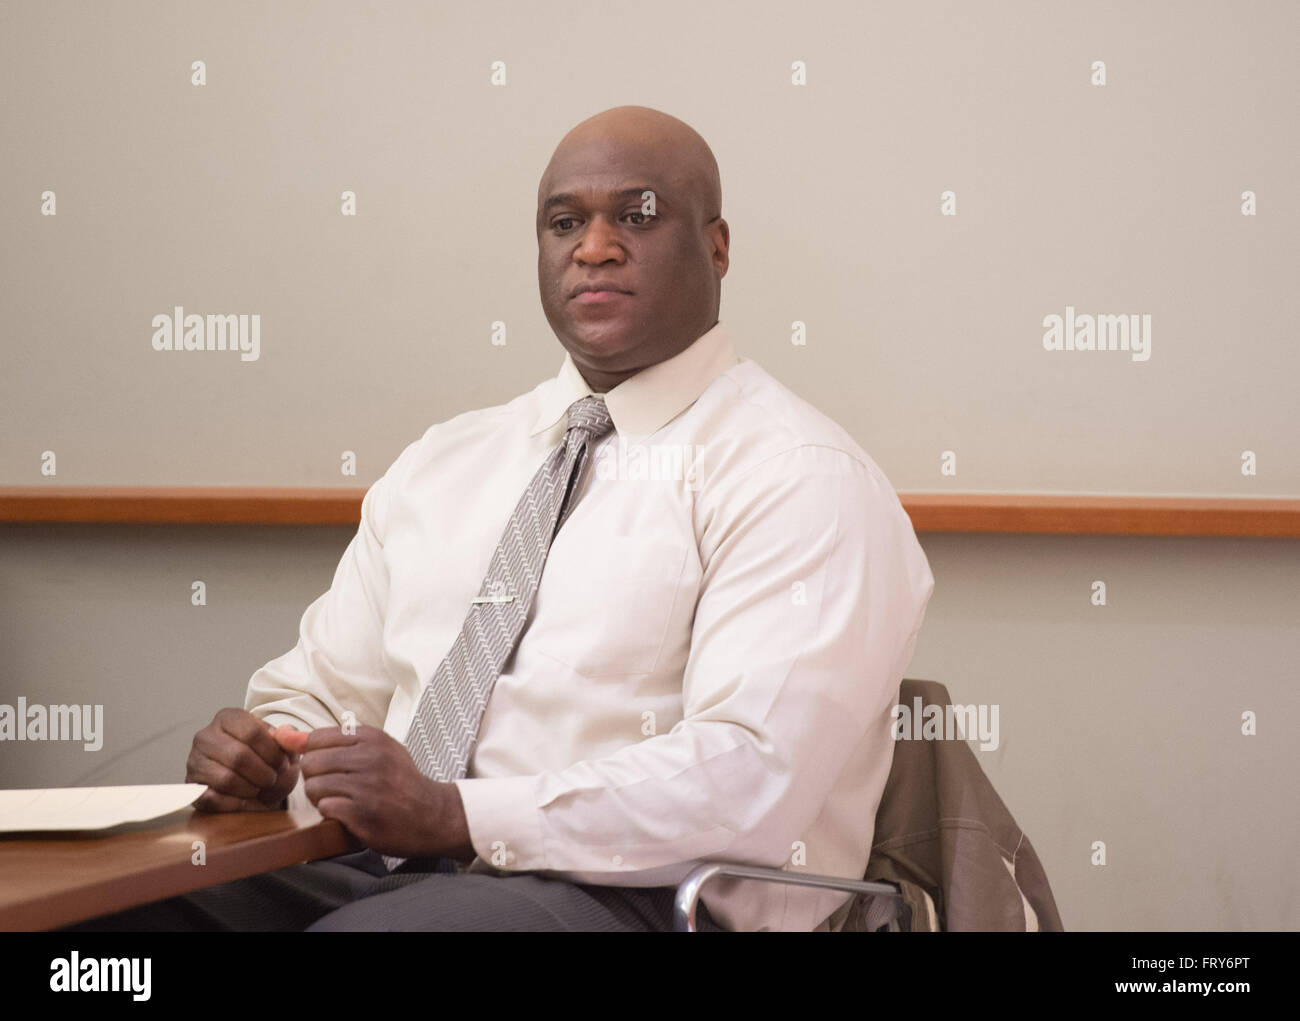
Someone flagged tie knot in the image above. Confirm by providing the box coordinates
[566,395,614,440]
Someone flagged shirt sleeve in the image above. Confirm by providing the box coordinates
[244,458,403,754]
[452,444,935,886]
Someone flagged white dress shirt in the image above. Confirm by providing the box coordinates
[245,320,935,931]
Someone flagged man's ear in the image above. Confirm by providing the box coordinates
[711,217,730,278]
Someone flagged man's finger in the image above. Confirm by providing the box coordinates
[272,725,309,754]
[218,709,287,773]
[188,750,264,798]
[210,733,281,790]
[302,725,363,752]
[314,795,360,834]
[302,771,357,806]
[298,744,366,780]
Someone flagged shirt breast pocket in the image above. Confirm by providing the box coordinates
[528,533,689,678]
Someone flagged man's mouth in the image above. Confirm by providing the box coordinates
[570,281,633,302]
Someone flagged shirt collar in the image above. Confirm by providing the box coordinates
[529,320,741,443]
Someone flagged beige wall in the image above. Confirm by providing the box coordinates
[3,0,1297,493]
[2,1,1296,930]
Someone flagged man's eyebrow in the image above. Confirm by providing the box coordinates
[541,186,663,214]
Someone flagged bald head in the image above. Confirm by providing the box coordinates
[538,106,721,225]
[535,106,730,392]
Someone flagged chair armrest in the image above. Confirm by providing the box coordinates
[673,861,902,931]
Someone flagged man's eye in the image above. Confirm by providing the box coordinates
[625,211,647,225]
[552,217,577,231]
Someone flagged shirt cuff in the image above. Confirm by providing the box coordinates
[255,710,311,731]
[285,769,310,813]
[453,776,547,871]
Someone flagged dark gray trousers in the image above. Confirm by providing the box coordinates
[57,849,726,932]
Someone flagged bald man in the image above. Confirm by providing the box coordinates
[63,106,933,933]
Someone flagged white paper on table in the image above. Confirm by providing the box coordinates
[0,784,208,833]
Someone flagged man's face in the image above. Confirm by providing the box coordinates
[536,135,726,389]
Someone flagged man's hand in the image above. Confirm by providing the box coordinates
[186,707,300,812]
[280,724,474,861]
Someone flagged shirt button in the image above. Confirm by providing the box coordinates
[612,854,623,866]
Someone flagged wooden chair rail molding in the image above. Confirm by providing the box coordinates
[2,487,1299,537]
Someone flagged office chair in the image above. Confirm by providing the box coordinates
[672,678,1064,932]
[673,861,908,932]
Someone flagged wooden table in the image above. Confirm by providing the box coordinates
[0,805,361,930]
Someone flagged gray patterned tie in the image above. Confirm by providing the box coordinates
[382,395,614,870]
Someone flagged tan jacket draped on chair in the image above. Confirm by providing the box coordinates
[837,678,1065,931]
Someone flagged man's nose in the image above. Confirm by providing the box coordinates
[574,216,624,265]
